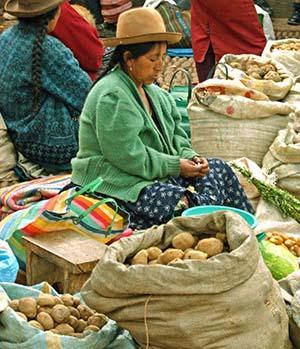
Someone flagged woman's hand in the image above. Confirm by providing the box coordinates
[192,156,210,177]
[180,158,209,178]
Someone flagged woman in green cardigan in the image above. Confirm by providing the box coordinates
[71,7,253,229]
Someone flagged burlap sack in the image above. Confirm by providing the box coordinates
[262,39,300,78]
[81,212,291,349]
[215,54,294,100]
[188,80,292,166]
[0,114,18,188]
[263,114,300,198]
[283,82,300,112]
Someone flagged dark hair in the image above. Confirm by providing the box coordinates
[21,8,59,112]
[93,42,156,87]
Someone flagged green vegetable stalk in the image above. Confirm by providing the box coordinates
[232,164,300,223]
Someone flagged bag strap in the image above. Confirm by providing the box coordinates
[206,62,229,80]
[168,68,192,103]
[65,178,103,205]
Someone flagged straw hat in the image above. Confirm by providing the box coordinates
[4,0,63,18]
[103,7,182,47]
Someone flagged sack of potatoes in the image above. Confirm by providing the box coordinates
[156,55,198,90]
[8,292,108,338]
[265,231,300,258]
[215,54,294,100]
[271,41,300,52]
[127,231,228,266]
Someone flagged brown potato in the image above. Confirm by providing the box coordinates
[37,294,57,307]
[75,319,87,333]
[36,312,54,330]
[157,249,184,265]
[60,294,74,307]
[183,250,207,260]
[38,306,53,315]
[68,315,79,329]
[77,304,94,320]
[148,259,158,265]
[73,297,81,307]
[131,249,148,265]
[55,323,75,335]
[168,258,184,264]
[18,297,37,319]
[263,71,282,82]
[9,299,19,312]
[146,247,162,261]
[87,314,107,329]
[69,306,80,319]
[195,238,224,257]
[54,296,63,305]
[216,232,226,242]
[85,325,100,332]
[51,304,71,324]
[172,232,196,250]
[249,72,262,80]
[29,320,44,330]
[229,62,243,70]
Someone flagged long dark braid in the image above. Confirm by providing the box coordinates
[92,42,156,88]
[21,8,58,112]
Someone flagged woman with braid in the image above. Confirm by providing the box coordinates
[0,0,91,173]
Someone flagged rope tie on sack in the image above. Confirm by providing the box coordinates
[144,295,152,349]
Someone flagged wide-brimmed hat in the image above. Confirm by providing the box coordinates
[4,0,63,18]
[103,7,182,47]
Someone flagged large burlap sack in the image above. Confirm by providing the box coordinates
[81,212,291,349]
[0,114,18,188]
[262,113,300,198]
[215,54,294,100]
[188,79,292,166]
[262,39,300,78]
[284,82,300,111]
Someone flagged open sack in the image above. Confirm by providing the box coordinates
[214,54,294,100]
[81,212,291,349]
[188,79,293,166]
[0,282,137,349]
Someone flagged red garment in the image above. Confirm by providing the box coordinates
[50,2,104,80]
[191,0,266,63]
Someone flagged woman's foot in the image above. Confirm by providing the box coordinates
[288,3,300,25]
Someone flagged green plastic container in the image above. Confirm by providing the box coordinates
[182,205,258,229]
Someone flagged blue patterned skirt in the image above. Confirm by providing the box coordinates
[117,158,254,230]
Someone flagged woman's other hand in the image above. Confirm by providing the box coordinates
[180,158,209,178]
[192,156,210,177]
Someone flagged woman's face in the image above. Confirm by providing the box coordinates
[126,42,167,86]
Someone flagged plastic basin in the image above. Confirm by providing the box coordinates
[182,205,257,229]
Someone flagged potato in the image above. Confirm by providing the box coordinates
[68,315,79,329]
[15,311,27,321]
[60,294,74,306]
[229,62,242,70]
[146,247,162,261]
[69,306,80,319]
[85,325,100,332]
[9,299,19,312]
[75,319,87,333]
[264,71,281,82]
[172,232,196,250]
[49,328,59,334]
[29,320,44,330]
[73,297,81,307]
[18,297,37,319]
[54,296,63,305]
[55,323,75,335]
[148,259,158,265]
[36,312,54,330]
[77,304,94,320]
[157,249,184,265]
[261,63,276,75]
[38,306,53,315]
[195,238,224,257]
[37,294,57,307]
[168,258,183,264]
[131,249,148,265]
[87,314,107,329]
[216,232,226,242]
[51,304,71,324]
[183,250,207,260]
[249,72,261,80]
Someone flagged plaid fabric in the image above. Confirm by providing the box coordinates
[156,2,191,48]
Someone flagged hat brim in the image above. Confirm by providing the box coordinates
[4,0,63,17]
[102,32,182,47]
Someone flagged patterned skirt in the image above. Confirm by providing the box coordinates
[117,158,254,230]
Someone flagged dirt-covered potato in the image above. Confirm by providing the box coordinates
[73,297,81,307]
[55,323,75,335]
[157,249,184,265]
[195,238,224,257]
[37,306,53,315]
[9,299,19,312]
[147,247,163,261]
[36,312,54,330]
[51,304,71,324]
[183,250,207,260]
[229,62,243,70]
[60,294,74,306]
[68,315,79,329]
[263,71,282,82]
[75,319,87,333]
[261,63,276,75]
[131,249,148,265]
[37,294,56,307]
[29,320,44,330]
[77,304,94,321]
[172,232,196,250]
[69,306,80,319]
[18,297,37,319]
[87,314,107,329]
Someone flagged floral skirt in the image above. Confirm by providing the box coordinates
[117,158,254,230]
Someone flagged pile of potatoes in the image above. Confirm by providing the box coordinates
[228,61,282,82]
[272,42,300,52]
[9,293,107,337]
[129,232,227,266]
[156,56,198,90]
[265,231,300,257]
